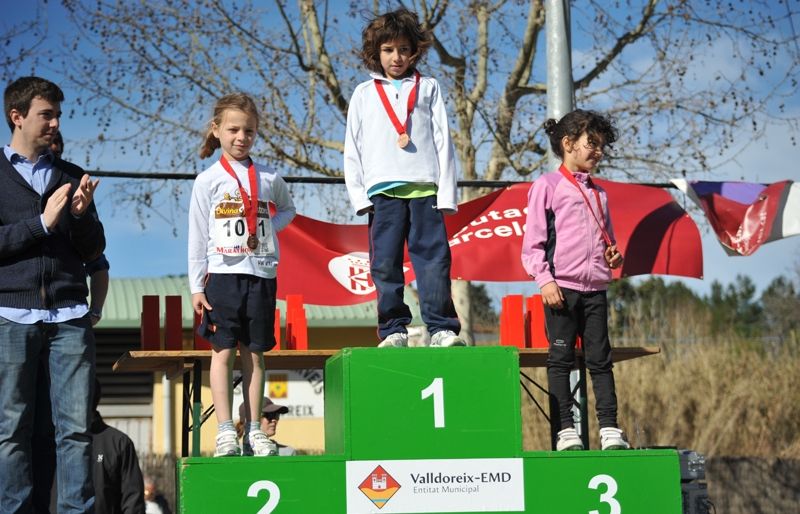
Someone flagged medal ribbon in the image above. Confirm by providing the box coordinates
[374,70,421,138]
[558,164,613,246]
[219,155,258,240]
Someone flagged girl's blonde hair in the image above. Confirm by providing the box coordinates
[199,93,259,159]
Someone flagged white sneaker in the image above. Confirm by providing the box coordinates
[430,330,466,347]
[600,427,630,450]
[556,427,584,451]
[214,430,241,457]
[249,429,278,456]
[378,332,408,347]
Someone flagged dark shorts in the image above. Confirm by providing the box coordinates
[198,273,277,352]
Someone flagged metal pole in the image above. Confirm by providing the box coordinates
[181,372,189,457]
[162,373,173,455]
[546,0,585,444]
[546,0,575,170]
[192,360,202,457]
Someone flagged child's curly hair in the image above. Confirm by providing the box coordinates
[359,8,433,75]
[543,109,618,159]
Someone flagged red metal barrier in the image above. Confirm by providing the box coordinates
[142,295,304,352]
[499,294,525,348]
[140,295,160,350]
[164,295,183,351]
[525,295,548,348]
[285,294,308,350]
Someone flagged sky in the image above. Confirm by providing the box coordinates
[3,1,799,306]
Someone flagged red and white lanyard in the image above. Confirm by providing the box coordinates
[374,70,421,148]
[558,165,613,246]
[219,155,260,250]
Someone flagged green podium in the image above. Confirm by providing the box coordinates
[325,346,521,460]
[178,346,683,513]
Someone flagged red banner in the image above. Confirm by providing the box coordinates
[277,181,703,305]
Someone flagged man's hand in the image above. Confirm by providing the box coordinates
[191,292,212,316]
[43,183,71,231]
[604,244,624,269]
[541,281,565,309]
[71,174,99,216]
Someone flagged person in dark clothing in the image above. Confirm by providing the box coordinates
[47,380,146,514]
[90,379,145,514]
[0,76,105,513]
[144,476,172,514]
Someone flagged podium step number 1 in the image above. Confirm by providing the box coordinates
[421,377,445,428]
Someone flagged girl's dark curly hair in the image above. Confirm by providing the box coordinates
[543,109,618,159]
[359,8,433,75]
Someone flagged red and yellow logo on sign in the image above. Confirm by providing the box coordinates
[267,373,288,398]
[358,465,401,509]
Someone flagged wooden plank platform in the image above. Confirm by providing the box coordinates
[113,346,659,374]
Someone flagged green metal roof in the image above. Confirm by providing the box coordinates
[97,275,420,329]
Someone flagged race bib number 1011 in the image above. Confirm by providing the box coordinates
[213,200,275,256]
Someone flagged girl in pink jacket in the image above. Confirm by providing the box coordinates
[521,109,629,451]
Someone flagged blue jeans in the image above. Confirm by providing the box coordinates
[368,195,461,339]
[0,316,95,514]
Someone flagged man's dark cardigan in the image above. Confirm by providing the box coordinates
[0,152,105,309]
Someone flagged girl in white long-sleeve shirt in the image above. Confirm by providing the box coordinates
[188,93,296,457]
[343,8,464,348]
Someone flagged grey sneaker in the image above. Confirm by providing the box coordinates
[600,427,630,450]
[556,427,584,451]
[249,429,278,456]
[214,430,240,457]
[430,330,466,347]
[378,332,408,348]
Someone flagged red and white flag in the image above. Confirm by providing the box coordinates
[673,179,800,256]
[277,181,703,305]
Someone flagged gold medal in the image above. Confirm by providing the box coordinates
[397,133,410,148]
[247,234,259,250]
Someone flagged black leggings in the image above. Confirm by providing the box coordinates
[544,287,619,430]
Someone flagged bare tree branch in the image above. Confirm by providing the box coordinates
[50,0,799,196]
[574,0,659,90]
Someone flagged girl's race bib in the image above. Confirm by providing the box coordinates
[212,199,275,256]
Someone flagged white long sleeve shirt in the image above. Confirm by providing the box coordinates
[188,159,296,293]
[343,72,459,215]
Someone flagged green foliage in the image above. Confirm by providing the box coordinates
[469,282,498,331]
[607,277,706,342]
[707,275,763,338]
[760,276,800,343]
[607,274,798,343]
